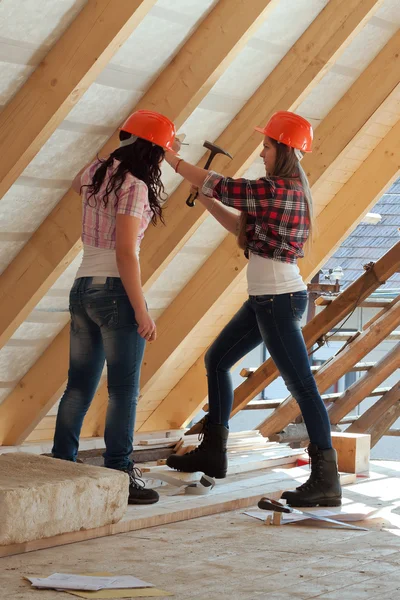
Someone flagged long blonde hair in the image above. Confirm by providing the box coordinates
[237,138,313,252]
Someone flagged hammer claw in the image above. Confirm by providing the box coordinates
[185,140,232,208]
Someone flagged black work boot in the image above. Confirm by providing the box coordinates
[124,465,159,505]
[281,443,342,507]
[167,416,228,479]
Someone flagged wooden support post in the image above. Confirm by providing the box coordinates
[346,382,400,447]
[258,294,400,439]
[331,432,371,474]
[329,343,400,425]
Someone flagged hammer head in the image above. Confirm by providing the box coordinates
[203,140,232,160]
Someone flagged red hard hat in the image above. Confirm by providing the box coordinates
[120,110,177,153]
[255,111,313,152]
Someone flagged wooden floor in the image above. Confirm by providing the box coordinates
[2,461,400,599]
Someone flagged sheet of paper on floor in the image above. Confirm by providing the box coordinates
[244,506,379,524]
[66,588,174,599]
[25,574,154,591]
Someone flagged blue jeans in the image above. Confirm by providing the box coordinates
[205,292,332,450]
[52,277,146,470]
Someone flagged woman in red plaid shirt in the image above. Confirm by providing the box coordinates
[165,112,341,508]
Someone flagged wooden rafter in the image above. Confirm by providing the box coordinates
[0,0,157,201]
[140,0,387,288]
[257,293,400,438]
[299,118,400,280]
[347,382,400,447]
[141,168,400,433]
[0,0,276,351]
[328,343,400,425]
[0,0,388,443]
[0,327,70,445]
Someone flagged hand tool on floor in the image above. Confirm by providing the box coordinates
[142,471,215,495]
[258,497,369,531]
[186,141,232,207]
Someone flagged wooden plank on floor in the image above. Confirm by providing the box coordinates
[0,466,356,558]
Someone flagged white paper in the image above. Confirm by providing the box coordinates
[27,574,154,591]
[244,507,379,525]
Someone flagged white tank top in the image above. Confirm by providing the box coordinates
[75,244,139,279]
[247,252,306,296]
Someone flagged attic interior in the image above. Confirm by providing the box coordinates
[0,1,399,599]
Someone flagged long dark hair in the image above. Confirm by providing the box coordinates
[82,130,167,225]
[237,137,313,250]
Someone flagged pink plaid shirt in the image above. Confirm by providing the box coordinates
[80,159,152,251]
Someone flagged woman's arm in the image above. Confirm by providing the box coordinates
[165,153,273,213]
[196,190,239,235]
[116,214,156,340]
[165,153,209,189]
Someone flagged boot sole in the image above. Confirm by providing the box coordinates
[128,497,159,505]
[168,466,227,479]
[286,498,342,508]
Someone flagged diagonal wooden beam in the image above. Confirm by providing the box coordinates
[302,28,400,187]
[0,0,158,201]
[139,118,400,432]
[299,118,400,280]
[0,0,278,351]
[140,0,387,288]
[346,382,400,447]
[141,242,400,433]
[329,343,400,425]
[0,0,385,444]
[0,327,70,445]
[257,286,400,438]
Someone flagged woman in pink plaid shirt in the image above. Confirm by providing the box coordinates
[52,111,180,505]
[165,112,342,508]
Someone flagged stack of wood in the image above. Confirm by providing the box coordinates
[137,430,305,478]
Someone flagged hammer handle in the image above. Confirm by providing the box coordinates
[186,190,198,207]
[185,154,215,207]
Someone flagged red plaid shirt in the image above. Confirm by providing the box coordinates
[202,172,310,264]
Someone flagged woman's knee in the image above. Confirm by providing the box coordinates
[205,344,224,372]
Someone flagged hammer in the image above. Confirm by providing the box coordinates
[186,140,233,207]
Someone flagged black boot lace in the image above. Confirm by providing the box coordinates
[297,447,325,491]
[127,466,145,490]
[186,418,209,455]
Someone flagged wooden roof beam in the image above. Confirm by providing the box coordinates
[141,115,400,432]
[329,343,400,424]
[0,0,387,443]
[0,0,278,351]
[258,293,400,438]
[347,382,400,447]
[0,0,158,201]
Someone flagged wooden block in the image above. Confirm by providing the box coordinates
[331,432,371,474]
[272,511,282,526]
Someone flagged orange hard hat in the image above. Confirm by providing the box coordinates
[120,110,177,153]
[255,111,313,152]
